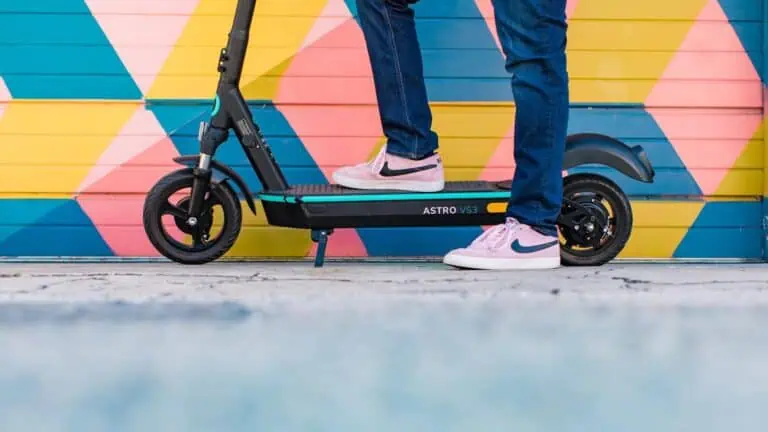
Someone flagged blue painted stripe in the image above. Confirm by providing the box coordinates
[0,3,141,99]
[150,103,328,196]
[674,228,762,259]
[358,226,484,256]
[718,0,765,82]
[0,199,114,257]
[0,76,141,99]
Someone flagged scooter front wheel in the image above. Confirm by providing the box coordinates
[559,173,633,266]
[143,170,242,265]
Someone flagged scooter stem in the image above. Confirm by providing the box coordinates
[218,0,257,88]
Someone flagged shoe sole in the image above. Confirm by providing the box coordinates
[443,254,561,270]
[332,172,445,193]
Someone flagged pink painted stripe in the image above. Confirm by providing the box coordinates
[650,109,763,140]
[76,138,181,256]
[473,0,501,51]
[478,133,515,181]
[77,107,168,193]
[647,81,763,108]
[0,77,10,102]
[299,0,351,51]
[658,52,760,80]
[277,17,383,182]
[85,0,199,95]
[75,196,162,256]
[82,138,180,194]
[645,0,761,109]
[0,76,9,122]
[647,107,761,195]
[291,136,383,181]
[276,77,378,105]
[474,0,579,53]
[307,228,368,258]
[280,48,374,77]
[85,0,198,15]
[677,21,758,51]
[278,105,382,136]
[277,20,375,105]
[566,0,580,18]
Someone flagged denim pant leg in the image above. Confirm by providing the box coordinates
[492,0,569,236]
[356,0,438,159]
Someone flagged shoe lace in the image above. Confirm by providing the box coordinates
[364,147,387,171]
[473,218,522,249]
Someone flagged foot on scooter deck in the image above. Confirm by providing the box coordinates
[259,181,513,229]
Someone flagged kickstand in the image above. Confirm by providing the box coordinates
[310,229,334,267]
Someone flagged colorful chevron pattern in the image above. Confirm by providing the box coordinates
[0,0,765,260]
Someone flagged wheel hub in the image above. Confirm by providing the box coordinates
[561,194,611,249]
[173,197,214,236]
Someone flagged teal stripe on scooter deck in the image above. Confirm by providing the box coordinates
[259,191,511,203]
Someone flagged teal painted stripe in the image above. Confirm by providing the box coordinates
[259,191,510,204]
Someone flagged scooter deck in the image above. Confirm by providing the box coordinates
[259,181,513,229]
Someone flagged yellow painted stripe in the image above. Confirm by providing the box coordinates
[0,102,136,136]
[568,21,734,51]
[431,105,514,180]
[572,0,709,20]
[617,201,704,258]
[702,196,761,202]
[712,169,763,196]
[0,194,72,199]
[717,120,766,196]
[210,202,313,257]
[148,0,328,99]
[0,103,136,196]
[568,0,707,103]
[618,228,693,258]
[630,201,705,227]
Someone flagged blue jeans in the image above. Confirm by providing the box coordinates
[357,0,569,236]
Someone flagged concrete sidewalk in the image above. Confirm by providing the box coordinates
[2,262,767,307]
[3,262,768,431]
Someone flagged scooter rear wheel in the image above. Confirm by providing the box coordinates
[559,173,633,266]
[143,170,242,264]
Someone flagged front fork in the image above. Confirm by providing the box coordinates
[187,118,229,218]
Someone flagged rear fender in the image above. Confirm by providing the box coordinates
[563,133,655,183]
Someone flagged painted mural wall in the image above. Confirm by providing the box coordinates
[0,0,765,260]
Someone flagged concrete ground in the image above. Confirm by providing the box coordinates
[2,262,768,431]
[1,261,768,308]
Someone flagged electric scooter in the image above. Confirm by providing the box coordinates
[142,0,655,268]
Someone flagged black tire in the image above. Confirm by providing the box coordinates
[143,169,242,265]
[559,173,632,266]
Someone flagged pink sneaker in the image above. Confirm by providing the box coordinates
[443,218,561,270]
[332,146,445,192]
